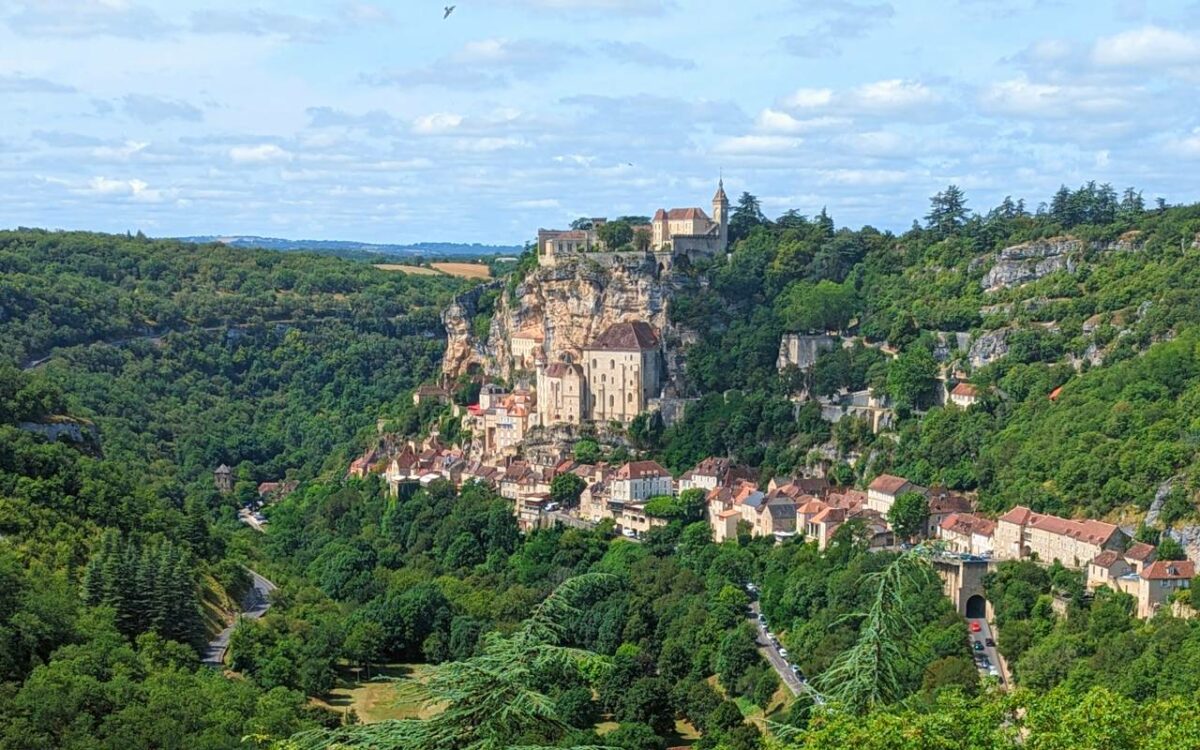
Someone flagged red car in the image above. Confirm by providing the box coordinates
[969,621,982,633]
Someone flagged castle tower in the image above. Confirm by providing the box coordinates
[712,178,729,251]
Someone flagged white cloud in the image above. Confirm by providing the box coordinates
[0,73,75,93]
[849,79,940,112]
[834,131,908,156]
[91,141,150,160]
[78,176,166,202]
[453,137,527,152]
[754,109,848,134]
[981,76,1135,118]
[1168,129,1200,158]
[713,135,803,155]
[817,168,911,186]
[1092,26,1200,67]
[513,198,561,209]
[782,88,834,109]
[412,113,464,134]
[229,144,292,164]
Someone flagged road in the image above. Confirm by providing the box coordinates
[202,569,277,667]
[968,617,1010,688]
[747,597,825,704]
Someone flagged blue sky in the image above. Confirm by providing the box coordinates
[2,0,1199,244]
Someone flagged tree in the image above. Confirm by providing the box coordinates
[886,346,938,410]
[887,491,930,542]
[729,192,766,245]
[574,439,602,464]
[344,620,386,679]
[1156,535,1187,561]
[925,185,969,237]
[777,280,857,333]
[550,473,586,508]
[598,220,634,249]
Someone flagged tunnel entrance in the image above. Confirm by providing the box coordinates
[966,594,986,619]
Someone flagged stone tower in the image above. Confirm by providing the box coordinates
[712,178,729,251]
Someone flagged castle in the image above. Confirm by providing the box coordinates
[537,180,730,267]
[535,321,663,426]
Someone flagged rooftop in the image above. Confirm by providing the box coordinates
[997,505,1121,545]
[587,321,661,351]
[868,474,911,495]
[616,460,671,480]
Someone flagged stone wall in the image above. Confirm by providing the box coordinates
[777,334,837,371]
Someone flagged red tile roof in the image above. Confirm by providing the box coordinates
[655,207,710,222]
[939,512,996,537]
[1090,550,1123,568]
[587,321,660,351]
[951,382,979,397]
[616,460,671,480]
[868,474,911,495]
[998,505,1121,545]
[1141,560,1195,580]
[1125,542,1156,562]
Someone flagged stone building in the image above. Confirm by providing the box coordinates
[994,506,1126,569]
[536,181,729,267]
[535,321,663,427]
[214,464,233,494]
[511,326,545,370]
[584,321,663,424]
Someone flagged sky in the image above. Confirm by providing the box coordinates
[2,0,1199,244]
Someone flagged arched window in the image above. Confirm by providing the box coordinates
[610,359,615,369]
[627,392,633,403]
[592,359,597,369]
[609,395,614,408]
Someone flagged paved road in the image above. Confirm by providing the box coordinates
[968,617,1010,688]
[202,569,277,667]
[747,597,825,704]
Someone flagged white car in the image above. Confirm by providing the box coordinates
[779,647,789,658]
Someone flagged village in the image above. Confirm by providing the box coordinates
[318,181,1194,640]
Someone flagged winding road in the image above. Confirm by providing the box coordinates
[202,569,277,667]
[748,595,826,705]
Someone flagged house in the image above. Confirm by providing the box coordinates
[764,497,798,539]
[610,460,672,503]
[937,513,996,556]
[993,506,1126,569]
[678,457,732,493]
[926,488,974,537]
[1131,560,1194,618]
[866,474,919,516]
[1087,550,1133,590]
[949,382,981,408]
[1123,542,1157,574]
[712,509,741,543]
[413,384,451,406]
[467,386,536,457]
[511,326,545,369]
[615,502,669,538]
[348,448,377,479]
[214,464,234,494]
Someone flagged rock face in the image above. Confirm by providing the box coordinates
[441,281,502,381]
[968,328,1013,368]
[982,237,1083,291]
[777,334,836,371]
[443,255,696,392]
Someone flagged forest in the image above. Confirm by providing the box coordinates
[4,180,1200,750]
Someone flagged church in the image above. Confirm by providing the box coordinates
[534,321,663,427]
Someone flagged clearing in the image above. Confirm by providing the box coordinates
[373,264,442,275]
[431,262,492,279]
[315,664,440,723]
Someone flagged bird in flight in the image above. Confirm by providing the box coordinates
[444,5,456,18]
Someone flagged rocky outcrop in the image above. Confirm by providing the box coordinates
[443,255,697,391]
[982,237,1083,291]
[968,329,1013,368]
[777,334,836,372]
[18,418,98,445]
[441,282,502,380]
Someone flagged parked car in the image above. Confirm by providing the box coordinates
[779,647,789,658]
[969,621,982,633]
[746,582,758,594]
[985,638,996,647]
[972,641,984,651]
[978,656,991,668]
[988,665,1000,677]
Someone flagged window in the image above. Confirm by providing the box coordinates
[609,395,614,408]
[610,359,615,369]
[627,392,633,403]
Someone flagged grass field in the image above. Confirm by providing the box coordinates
[373,264,441,275]
[316,664,439,724]
[431,262,491,279]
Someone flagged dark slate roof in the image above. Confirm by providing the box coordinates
[587,321,660,351]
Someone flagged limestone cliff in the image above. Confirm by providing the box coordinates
[981,233,1143,292]
[442,254,698,393]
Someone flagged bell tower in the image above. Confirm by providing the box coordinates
[712,178,729,251]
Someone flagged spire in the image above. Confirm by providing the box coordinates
[713,177,728,204]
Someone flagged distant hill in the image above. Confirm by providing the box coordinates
[176,235,523,260]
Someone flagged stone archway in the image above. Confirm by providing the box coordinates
[966,594,987,619]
